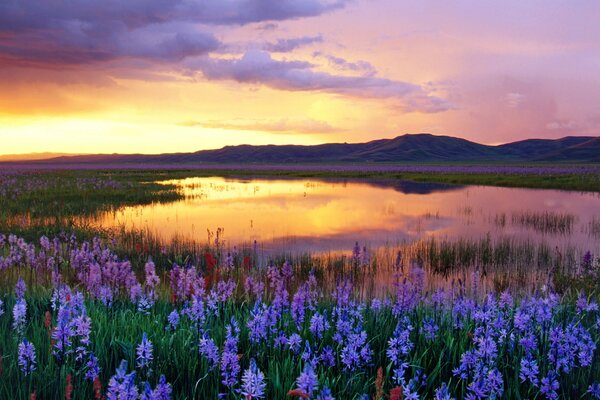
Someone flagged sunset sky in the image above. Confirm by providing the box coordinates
[1,0,599,155]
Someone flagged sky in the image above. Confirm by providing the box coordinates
[1,0,599,155]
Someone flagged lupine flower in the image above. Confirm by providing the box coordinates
[316,387,335,400]
[296,364,319,397]
[141,375,172,400]
[0,299,4,317]
[309,312,330,339]
[287,333,302,354]
[221,318,240,389]
[167,310,180,330]
[519,357,539,387]
[434,383,454,400]
[85,353,101,381]
[199,335,219,368]
[18,338,36,375]
[15,276,26,299]
[540,371,559,399]
[421,318,438,342]
[241,358,266,399]
[12,299,27,335]
[136,333,154,373]
[588,383,600,399]
[107,360,139,400]
[341,331,372,371]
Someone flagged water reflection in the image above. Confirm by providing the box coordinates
[95,176,600,255]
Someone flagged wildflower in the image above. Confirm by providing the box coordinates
[85,353,101,381]
[93,376,103,400]
[65,374,73,400]
[136,333,154,373]
[295,364,319,397]
[167,309,179,330]
[141,375,172,400]
[309,312,330,339]
[421,318,438,342]
[15,277,26,299]
[221,318,240,389]
[434,383,454,400]
[199,335,219,368]
[18,339,36,375]
[341,331,372,371]
[588,383,600,399]
[287,333,302,354]
[389,387,403,400]
[144,258,160,290]
[107,360,139,400]
[319,346,335,367]
[316,387,335,400]
[241,359,266,399]
[540,371,559,400]
[519,357,539,387]
[0,299,4,318]
[12,299,27,335]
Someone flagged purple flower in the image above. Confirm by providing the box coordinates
[107,360,139,400]
[12,298,27,334]
[341,331,372,372]
[588,383,600,399]
[136,333,154,373]
[421,318,438,342]
[519,357,539,387]
[319,346,336,368]
[434,383,454,400]
[144,258,160,290]
[18,338,36,375]
[540,371,559,399]
[85,353,101,381]
[167,309,179,330]
[287,333,302,354]
[296,364,319,396]
[199,335,219,368]
[316,387,335,400]
[309,312,330,339]
[141,375,172,400]
[241,358,266,399]
[221,318,240,389]
[15,276,26,299]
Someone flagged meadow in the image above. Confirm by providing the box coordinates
[0,168,599,399]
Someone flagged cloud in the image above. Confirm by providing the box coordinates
[189,50,451,113]
[505,92,525,108]
[180,118,343,133]
[0,0,349,67]
[313,52,375,75]
[545,120,579,132]
[264,35,323,52]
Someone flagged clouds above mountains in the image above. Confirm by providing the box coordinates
[0,0,347,65]
[191,50,450,112]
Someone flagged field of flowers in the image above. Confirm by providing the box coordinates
[1,233,599,399]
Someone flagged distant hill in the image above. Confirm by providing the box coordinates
[0,152,83,161]
[8,134,600,164]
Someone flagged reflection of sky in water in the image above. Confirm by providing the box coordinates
[95,177,600,254]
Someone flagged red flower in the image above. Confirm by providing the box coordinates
[287,389,310,398]
[65,374,73,400]
[389,386,403,400]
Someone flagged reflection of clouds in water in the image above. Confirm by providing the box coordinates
[96,176,600,254]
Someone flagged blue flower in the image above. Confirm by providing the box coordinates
[241,359,266,399]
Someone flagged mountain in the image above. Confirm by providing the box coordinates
[8,134,600,164]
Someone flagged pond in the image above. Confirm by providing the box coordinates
[95,176,600,257]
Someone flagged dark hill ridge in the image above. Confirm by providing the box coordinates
[25,134,600,164]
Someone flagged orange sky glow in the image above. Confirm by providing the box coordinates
[1,0,599,155]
